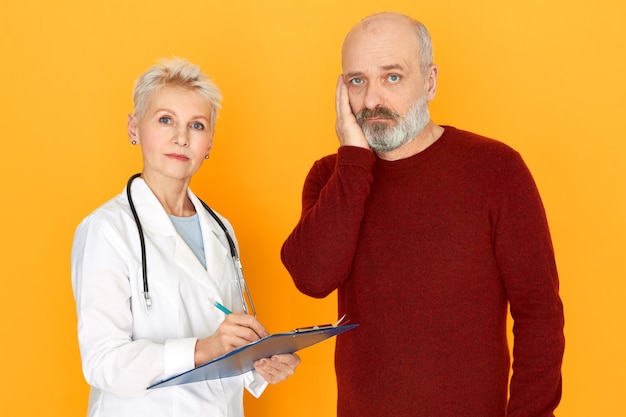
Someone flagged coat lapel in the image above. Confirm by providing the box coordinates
[128,178,230,291]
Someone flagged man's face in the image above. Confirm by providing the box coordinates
[341,16,436,151]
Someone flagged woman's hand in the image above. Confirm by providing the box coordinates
[194,314,269,366]
[254,353,301,384]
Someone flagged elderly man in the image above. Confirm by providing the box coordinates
[281,12,564,417]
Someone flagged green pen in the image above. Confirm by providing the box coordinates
[208,297,232,315]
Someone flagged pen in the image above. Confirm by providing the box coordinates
[294,324,332,332]
[208,297,232,315]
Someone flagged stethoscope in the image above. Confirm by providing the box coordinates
[126,173,256,316]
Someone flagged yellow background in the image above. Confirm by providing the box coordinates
[1,0,624,416]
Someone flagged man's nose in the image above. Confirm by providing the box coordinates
[362,82,385,110]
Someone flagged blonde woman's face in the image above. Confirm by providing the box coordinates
[128,86,214,183]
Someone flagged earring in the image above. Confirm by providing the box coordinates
[131,140,137,145]
[205,154,209,159]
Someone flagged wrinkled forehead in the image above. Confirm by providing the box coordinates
[341,18,420,73]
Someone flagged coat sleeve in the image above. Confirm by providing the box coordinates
[492,152,565,417]
[281,146,376,297]
[71,212,197,397]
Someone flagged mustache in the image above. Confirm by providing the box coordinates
[356,107,400,123]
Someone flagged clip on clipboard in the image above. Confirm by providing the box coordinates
[148,316,357,389]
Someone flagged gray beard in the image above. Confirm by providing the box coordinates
[359,95,430,153]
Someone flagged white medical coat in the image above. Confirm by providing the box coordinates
[71,178,267,417]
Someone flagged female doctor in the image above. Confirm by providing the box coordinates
[71,58,300,417]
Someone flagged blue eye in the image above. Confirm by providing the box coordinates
[191,122,205,130]
[159,116,171,124]
[388,74,400,83]
[349,78,364,85]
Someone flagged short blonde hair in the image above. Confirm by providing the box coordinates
[132,58,222,131]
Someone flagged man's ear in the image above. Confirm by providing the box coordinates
[425,64,438,100]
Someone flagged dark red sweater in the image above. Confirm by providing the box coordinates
[281,126,564,417]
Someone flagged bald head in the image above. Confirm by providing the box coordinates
[342,12,434,76]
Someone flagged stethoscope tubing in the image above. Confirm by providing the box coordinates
[127,173,151,308]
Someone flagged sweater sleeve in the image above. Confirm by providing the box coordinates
[492,152,565,417]
[281,146,376,297]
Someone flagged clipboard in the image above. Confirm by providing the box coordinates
[148,323,358,389]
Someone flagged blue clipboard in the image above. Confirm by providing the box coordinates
[148,323,358,389]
